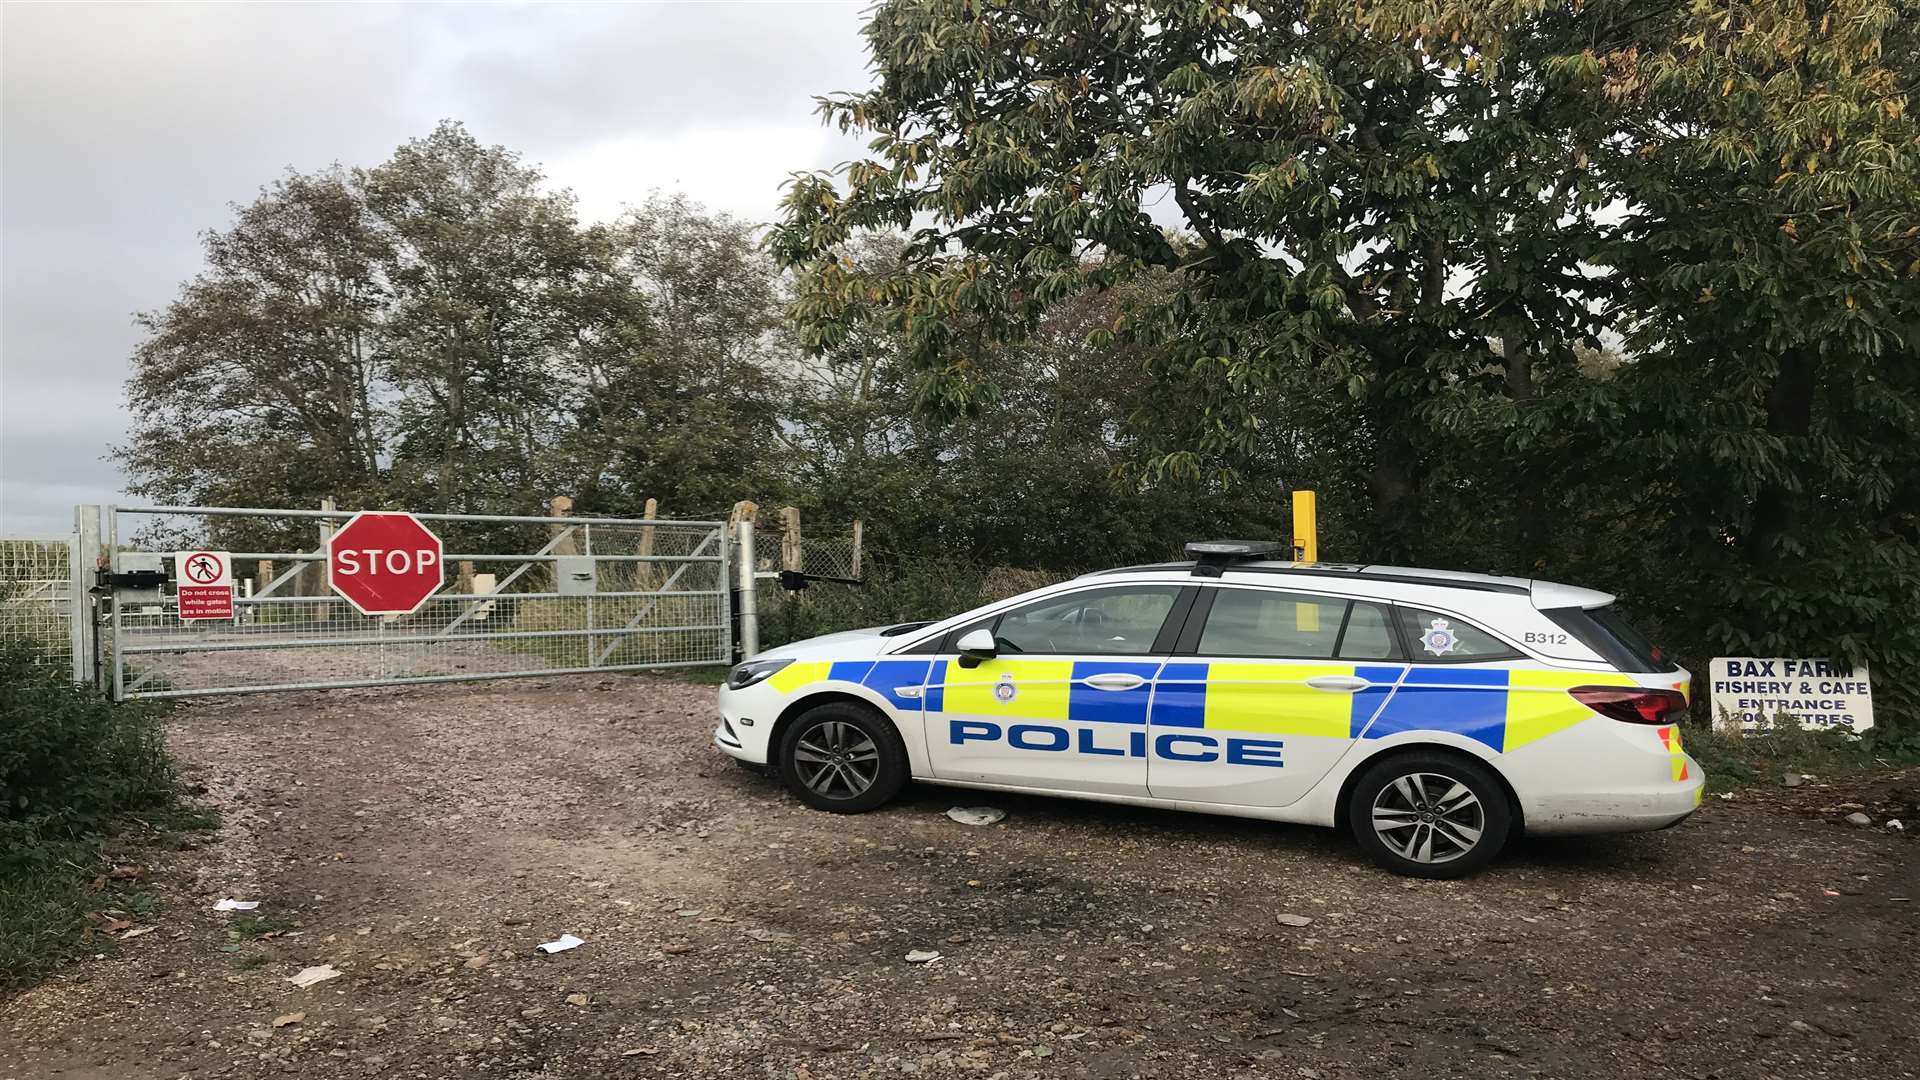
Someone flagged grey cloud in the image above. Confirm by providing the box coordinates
[0,1,872,537]
[439,5,872,148]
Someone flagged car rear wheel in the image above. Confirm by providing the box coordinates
[777,701,908,814]
[1347,751,1511,879]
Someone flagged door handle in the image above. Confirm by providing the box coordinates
[1082,672,1147,691]
[1305,675,1371,692]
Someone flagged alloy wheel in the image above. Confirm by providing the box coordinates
[790,720,880,800]
[1369,771,1485,864]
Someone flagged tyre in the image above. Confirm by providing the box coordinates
[1347,751,1512,879]
[776,701,908,814]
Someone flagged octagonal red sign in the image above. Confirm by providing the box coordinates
[326,511,445,616]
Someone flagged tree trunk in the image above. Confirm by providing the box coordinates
[443,328,465,514]
[1504,344,1535,403]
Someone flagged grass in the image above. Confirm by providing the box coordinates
[1684,717,1920,792]
[0,642,201,988]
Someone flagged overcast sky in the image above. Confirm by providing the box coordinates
[0,1,873,537]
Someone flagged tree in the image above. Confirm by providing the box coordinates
[121,128,797,542]
[1561,0,1920,685]
[118,169,390,548]
[769,0,1647,557]
[555,194,795,517]
[786,238,1295,566]
[772,0,1920,711]
[362,121,612,515]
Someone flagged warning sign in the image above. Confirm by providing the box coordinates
[174,550,235,621]
[1708,657,1873,734]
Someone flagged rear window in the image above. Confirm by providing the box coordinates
[1395,607,1521,662]
[1543,605,1674,673]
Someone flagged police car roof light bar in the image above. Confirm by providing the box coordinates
[1185,540,1289,578]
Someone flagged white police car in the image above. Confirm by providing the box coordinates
[715,542,1702,878]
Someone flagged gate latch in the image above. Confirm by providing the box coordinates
[99,552,168,601]
[97,569,168,590]
[776,570,864,592]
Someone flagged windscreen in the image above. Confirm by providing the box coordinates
[1543,604,1674,673]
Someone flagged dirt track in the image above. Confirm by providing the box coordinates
[2,675,1916,1080]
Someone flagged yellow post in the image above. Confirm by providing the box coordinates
[1291,489,1320,632]
[1291,490,1319,563]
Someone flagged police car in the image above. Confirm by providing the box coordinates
[714,542,1702,878]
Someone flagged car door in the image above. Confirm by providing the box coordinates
[923,584,1191,796]
[1355,604,1535,750]
[1147,585,1405,807]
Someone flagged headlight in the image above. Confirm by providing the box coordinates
[726,657,794,690]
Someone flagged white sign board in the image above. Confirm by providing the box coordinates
[173,550,235,621]
[1709,658,1873,734]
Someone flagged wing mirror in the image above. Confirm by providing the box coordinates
[955,627,997,668]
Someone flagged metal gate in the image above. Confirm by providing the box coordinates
[98,505,731,701]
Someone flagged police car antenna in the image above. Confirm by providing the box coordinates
[1184,540,1289,578]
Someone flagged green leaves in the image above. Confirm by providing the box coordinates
[772,0,1920,721]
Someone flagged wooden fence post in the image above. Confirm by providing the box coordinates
[851,519,864,580]
[637,497,658,590]
[310,497,337,597]
[780,506,803,574]
[729,501,760,573]
[546,495,576,591]
[547,495,577,553]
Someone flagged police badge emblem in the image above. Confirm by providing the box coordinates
[993,673,1018,703]
[1421,618,1458,656]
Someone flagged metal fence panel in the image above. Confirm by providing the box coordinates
[106,507,731,700]
[1,537,74,671]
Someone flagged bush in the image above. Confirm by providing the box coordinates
[757,556,1074,650]
[0,643,180,986]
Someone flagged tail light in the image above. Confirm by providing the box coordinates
[1568,686,1689,725]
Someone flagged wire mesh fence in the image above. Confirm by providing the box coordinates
[753,538,1078,651]
[0,537,73,667]
[108,507,730,700]
[792,535,863,581]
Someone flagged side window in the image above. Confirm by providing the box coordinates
[1196,589,1347,659]
[992,586,1182,656]
[1397,606,1519,662]
[1337,601,1400,660]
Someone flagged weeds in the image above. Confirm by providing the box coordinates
[0,643,187,987]
[1685,716,1920,791]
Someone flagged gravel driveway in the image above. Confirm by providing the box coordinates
[2,675,1916,1080]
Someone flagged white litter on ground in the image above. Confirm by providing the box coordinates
[536,934,586,954]
[287,964,341,988]
[213,898,261,912]
[946,807,1006,826]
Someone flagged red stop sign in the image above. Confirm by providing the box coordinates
[327,511,446,616]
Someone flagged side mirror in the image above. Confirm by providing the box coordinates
[955,627,997,669]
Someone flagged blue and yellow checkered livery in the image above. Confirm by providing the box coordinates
[764,657,1637,753]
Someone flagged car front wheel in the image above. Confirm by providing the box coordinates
[777,701,908,814]
[1347,751,1512,879]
